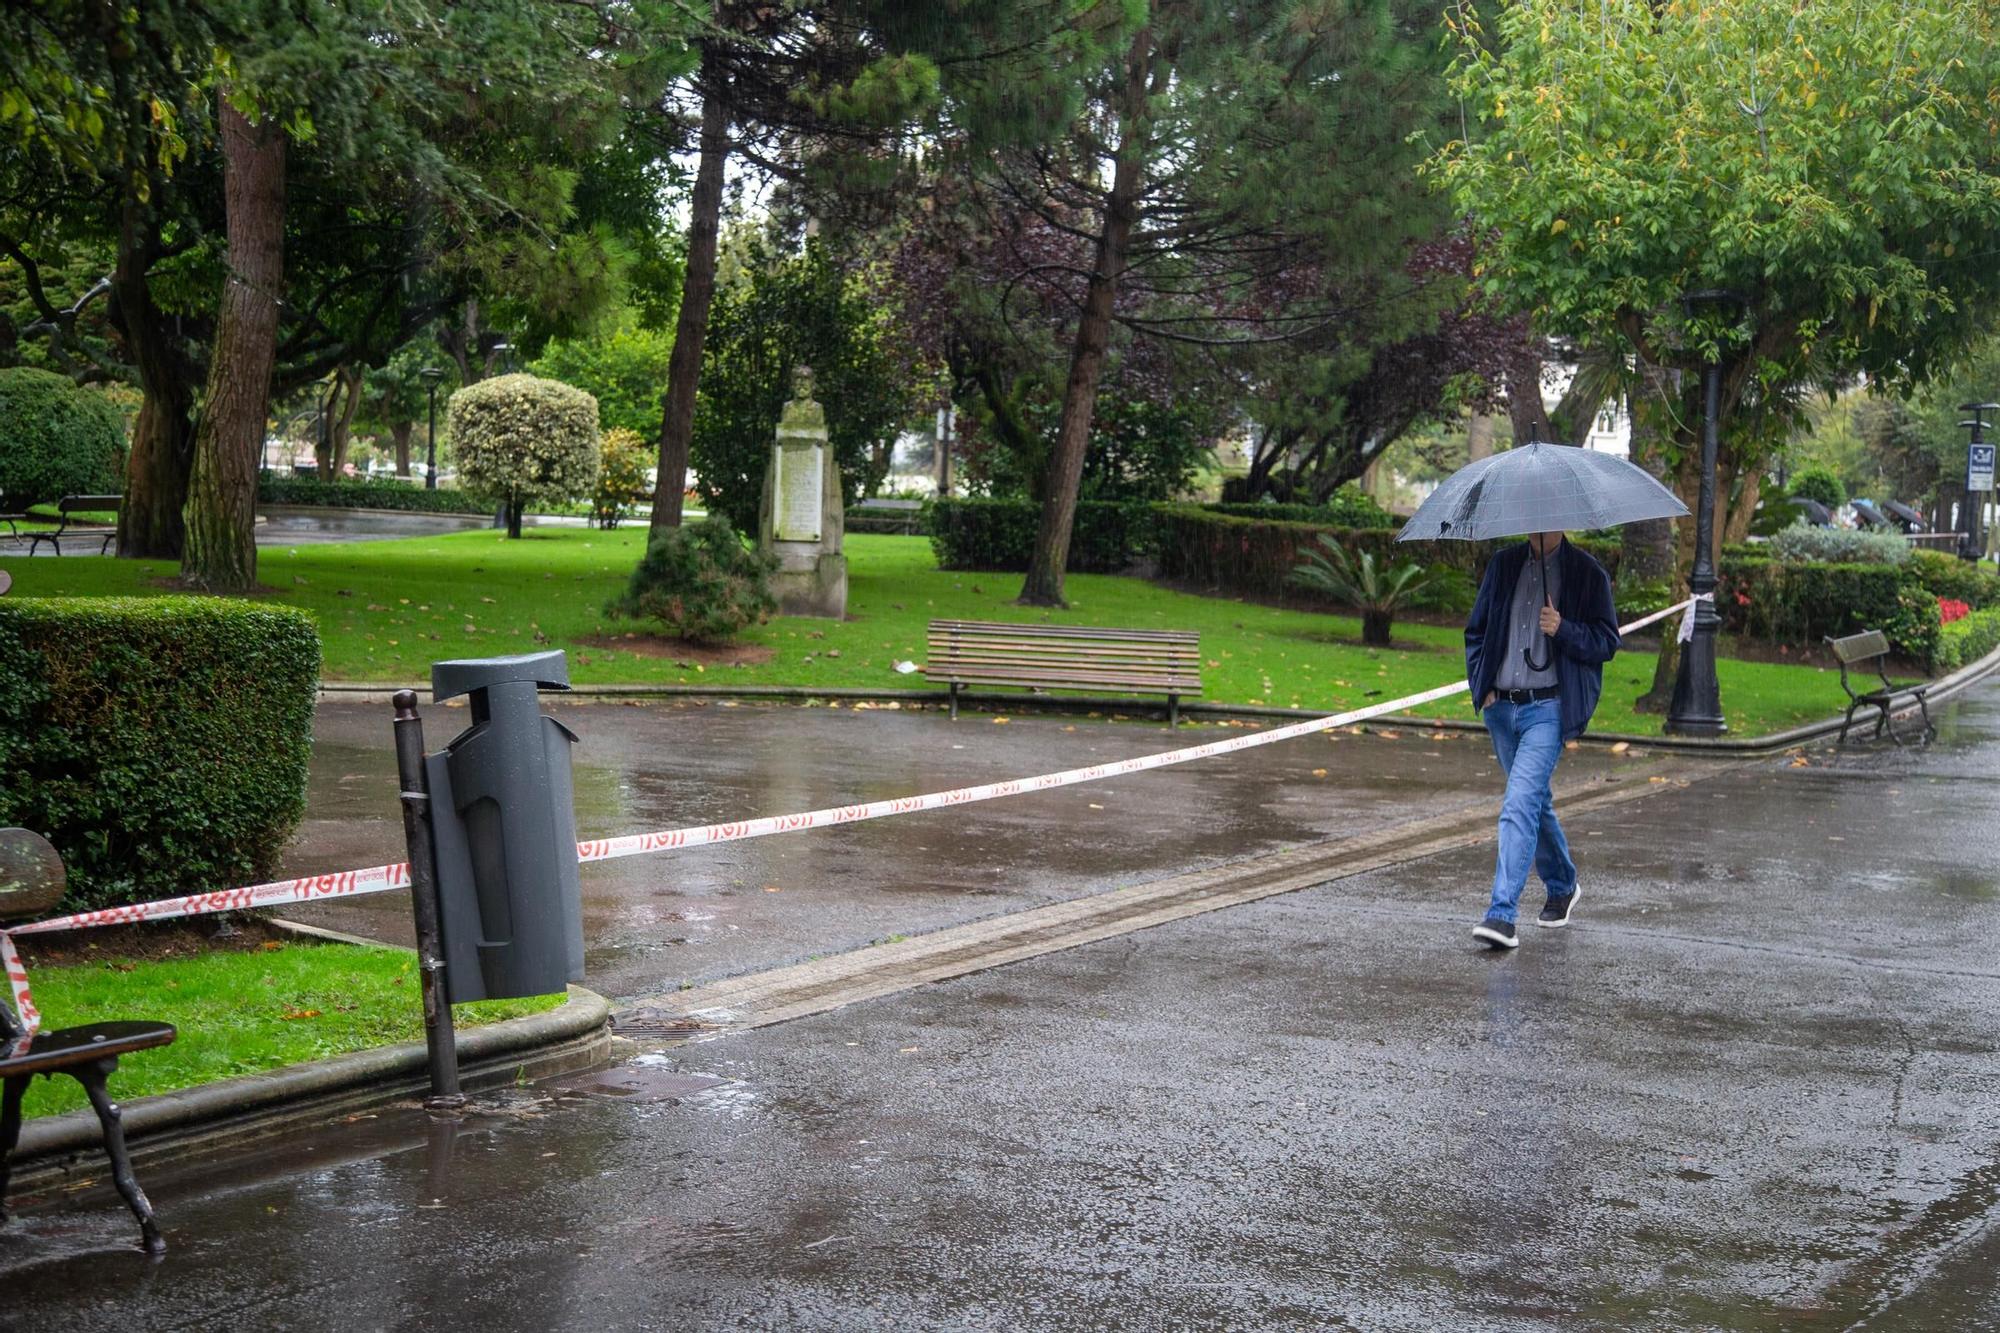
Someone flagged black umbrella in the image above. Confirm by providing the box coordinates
[1882,499,1925,532]
[1851,499,1892,529]
[1792,497,1833,527]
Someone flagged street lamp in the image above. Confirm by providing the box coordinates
[1665,289,1749,737]
[1959,402,1998,562]
[419,366,446,490]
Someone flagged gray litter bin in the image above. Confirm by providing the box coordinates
[425,650,585,1005]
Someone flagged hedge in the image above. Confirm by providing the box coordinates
[1199,489,1395,530]
[1908,549,2000,610]
[0,598,321,913]
[929,497,1155,573]
[1935,607,2000,674]
[0,366,126,506]
[1720,556,1940,664]
[258,473,491,515]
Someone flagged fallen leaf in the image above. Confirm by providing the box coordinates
[1312,768,1329,777]
[279,1008,322,1021]
[994,717,1010,725]
[1610,742,1630,753]
[260,941,285,951]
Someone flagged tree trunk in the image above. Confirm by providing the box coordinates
[1506,346,1546,443]
[506,498,524,539]
[182,99,285,592]
[648,45,730,541]
[111,190,196,560]
[314,365,363,479]
[1362,609,1392,647]
[1018,29,1157,607]
[1467,412,1495,463]
[392,421,413,476]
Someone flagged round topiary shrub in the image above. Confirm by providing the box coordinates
[606,518,778,644]
[0,367,127,505]
[1788,465,1846,509]
[448,373,600,537]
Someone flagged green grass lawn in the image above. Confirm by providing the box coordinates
[0,528,1849,737]
[18,941,560,1119]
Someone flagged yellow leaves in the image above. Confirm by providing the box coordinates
[1550,218,1568,234]
[1867,297,1879,329]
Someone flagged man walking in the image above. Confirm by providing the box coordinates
[1464,531,1620,949]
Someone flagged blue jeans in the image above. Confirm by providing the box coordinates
[1482,698,1576,923]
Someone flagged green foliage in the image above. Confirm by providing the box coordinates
[257,473,489,515]
[0,367,126,505]
[1908,550,2000,611]
[449,374,601,535]
[1202,488,1396,530]
[966,382,1232,505]
[1769,522,1911,567]
[1156,507,1404,598]
[593,427,652,529]
[1934,608,2000,675]
[927,499,1154,574]
[1788,467,1847,510]
[530,319,674,439]
[0,598,319,913]
[1287,536,1438,645]
[606,518,777,644]
[692,238,934,534]
[1723,557,1938,663]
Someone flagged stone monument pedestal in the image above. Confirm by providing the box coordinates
[757,370,847,619]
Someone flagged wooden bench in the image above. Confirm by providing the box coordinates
[25,494,121,556]
[924,620,1201,725]
[1826,630,1934,746]
[0,828,176,1254]
[0,494,26,541]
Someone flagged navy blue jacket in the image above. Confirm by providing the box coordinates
[1465,540,1620,741]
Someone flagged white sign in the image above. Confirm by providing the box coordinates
[775,442,823,542]
[1968,442,1995,494]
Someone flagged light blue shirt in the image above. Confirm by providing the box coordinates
[1492,549,1561,692]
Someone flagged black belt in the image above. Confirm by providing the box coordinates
[1494,686,1561,705]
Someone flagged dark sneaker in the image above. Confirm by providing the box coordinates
[1537,886,1580,929]
[1472,916,1519,949]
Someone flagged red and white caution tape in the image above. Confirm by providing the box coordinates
[1,599,1692,1035]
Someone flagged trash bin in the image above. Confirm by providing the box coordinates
[425,651,584,1005]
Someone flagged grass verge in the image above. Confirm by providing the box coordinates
[0,527,1851,737]
[18,941,561,1119]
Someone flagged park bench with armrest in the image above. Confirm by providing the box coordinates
[0,829,176,1254]
[924,619,1202,726]
[0,494,26,540]
[1826,630,1934,746]
[25,494,121,556]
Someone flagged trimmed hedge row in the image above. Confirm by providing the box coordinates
[1719,556,1941,664]
[0,598,321,913]
[929,498,1155,573]
[1936,607,2000,673]
[258,473,491,515]
[1908,550,2000,609]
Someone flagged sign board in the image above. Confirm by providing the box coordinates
[773,441,824,543]
[1968,442,1995,494]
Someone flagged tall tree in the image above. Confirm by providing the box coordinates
[1431,0,2000,610]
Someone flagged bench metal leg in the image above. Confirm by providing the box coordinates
[1839,701,1860,745]
[75,1057,164,1254]
[1168,694,1180,728]
[0,1074,24,1223]
[1878,704,1900,746]
[949,682,960,722]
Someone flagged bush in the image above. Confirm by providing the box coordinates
[1769,522,1911,566]
[1789,466,1846,509]
[1908,549,2000,609]
[256,473,490,515]
[1935,607,2000,673]
[0,367,126,506]
[1725,557,1940,662]
[0,598,319,913]
[606,518,778,644]
[1153,507,1406,597]
[1202,486,1396,530]
[592,427,652,529]
[449,373,600,538]
[928,498,1155,573]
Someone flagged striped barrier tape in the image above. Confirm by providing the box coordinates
[1,598,1694,1035]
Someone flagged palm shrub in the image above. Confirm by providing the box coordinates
[1288,533,1440,646]
[607,518,778,644]
[449,373,600,538]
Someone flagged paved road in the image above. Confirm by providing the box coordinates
[6,688,1999,1329]
[284,698,1655,997]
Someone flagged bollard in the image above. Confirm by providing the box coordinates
[424,651,584,1005]
[392,691,463,1107]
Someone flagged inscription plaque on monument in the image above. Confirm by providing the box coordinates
[774,441,824,543]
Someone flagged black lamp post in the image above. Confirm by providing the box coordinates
[1665,289,1748,737]
[1960,402,1998,562]
[419,366,445,490]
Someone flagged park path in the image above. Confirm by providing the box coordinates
[8,688,2000,1327]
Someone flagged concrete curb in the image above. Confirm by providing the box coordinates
[9,984,612,1190]
[316,641,2000,756]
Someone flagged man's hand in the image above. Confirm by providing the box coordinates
[1539,604,1562,636]
[1482,691,1496,709]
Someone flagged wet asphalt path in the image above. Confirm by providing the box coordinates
[283,699,1651,998]
[7,689,2000,1328]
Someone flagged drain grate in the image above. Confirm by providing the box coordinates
[611,1008,719,1038]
